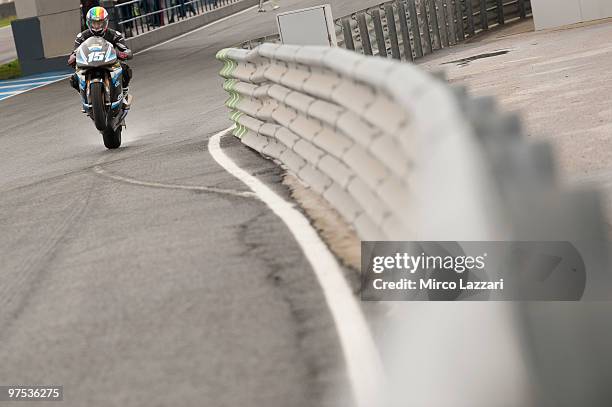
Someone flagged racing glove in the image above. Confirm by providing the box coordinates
[117,51,129,60]
[67,53,76,67]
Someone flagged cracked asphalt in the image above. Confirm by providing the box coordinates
[0,1,381,405]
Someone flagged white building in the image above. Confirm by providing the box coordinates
[532,0,612,29]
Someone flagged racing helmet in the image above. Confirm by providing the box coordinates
[86,6,109,36]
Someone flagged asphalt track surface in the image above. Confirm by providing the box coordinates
[0,1,381,406]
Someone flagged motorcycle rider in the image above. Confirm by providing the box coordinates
[68,6,133,103]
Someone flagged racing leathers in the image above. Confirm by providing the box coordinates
[69,29,133,95]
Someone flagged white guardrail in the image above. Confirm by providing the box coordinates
[216,44,612,405]
[215,43,605,244]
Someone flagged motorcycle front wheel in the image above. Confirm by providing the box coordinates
[90,82,107,131]
[103,126,122,149]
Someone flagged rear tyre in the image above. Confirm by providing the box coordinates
[103,126,122,149]
[90,82,107,131]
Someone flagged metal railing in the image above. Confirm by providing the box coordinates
[240,0,532,61]
[103,0,241,38]
[338,0,533,60]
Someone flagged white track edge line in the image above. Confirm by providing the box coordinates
[208,127,385,407]
[0,74,71,85]
[0,82,60,90]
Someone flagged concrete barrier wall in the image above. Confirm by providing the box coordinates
[39,7,81,57]
[15,0,76,18]
[13,0,80,57]
[126,0,259,53]
[216,43,606,243]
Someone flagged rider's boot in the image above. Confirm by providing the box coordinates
[122,87,132,110]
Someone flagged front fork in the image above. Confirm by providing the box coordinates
[76,64,123,115]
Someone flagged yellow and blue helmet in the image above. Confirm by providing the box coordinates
[86,6,109,36]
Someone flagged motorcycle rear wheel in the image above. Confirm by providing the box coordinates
[103,126,122,149]
[91,82,107,131]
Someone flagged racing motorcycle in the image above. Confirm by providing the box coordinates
[74,36,131,149]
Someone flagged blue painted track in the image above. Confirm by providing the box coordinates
[0,70,72,101]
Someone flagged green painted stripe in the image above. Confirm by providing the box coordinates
[230,110,243,122]
[218,48,246,125]
[239,125,248,138]
[233,123,247,139]
[223,79,238,92]
[215,48,227,60]
[232,93,241,109]
[226,92,240,109]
